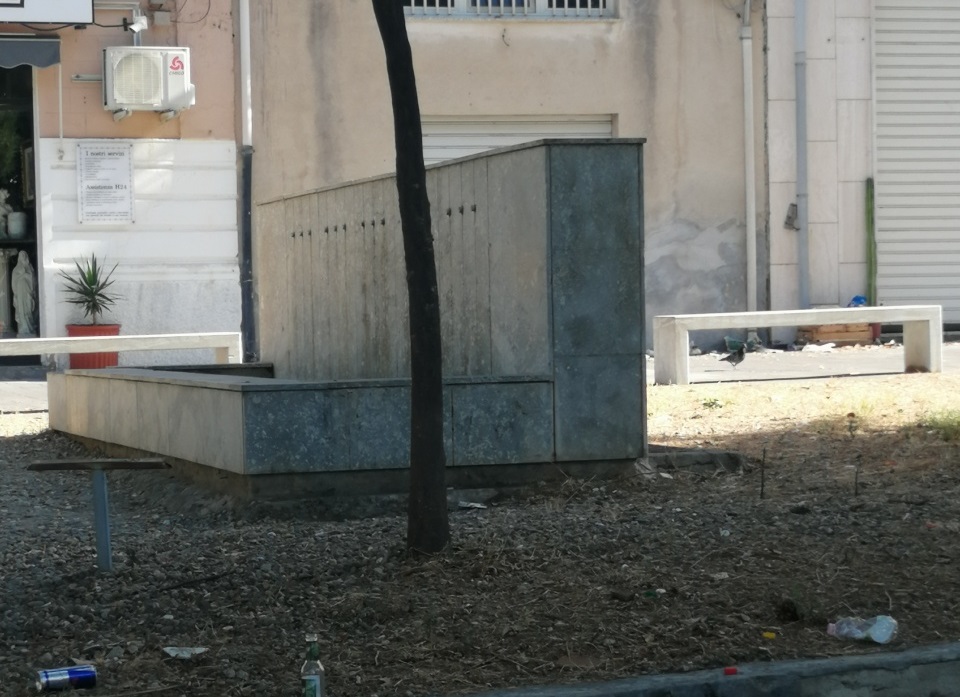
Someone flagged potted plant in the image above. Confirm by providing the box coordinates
[59,254,122,369]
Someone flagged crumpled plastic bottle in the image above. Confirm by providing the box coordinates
[826,615,898,644]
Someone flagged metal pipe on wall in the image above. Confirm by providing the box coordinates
[238,0,257,360]
[740,0,757,314]
[795,0,810,308]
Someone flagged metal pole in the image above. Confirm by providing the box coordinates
[91,469,113,572]
[795,0,810,308]
[741,1,757,314]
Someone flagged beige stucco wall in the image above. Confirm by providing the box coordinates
[251,1,767,348]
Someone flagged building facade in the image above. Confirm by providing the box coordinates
[12,0,953,369]
[0,0,242,365]
[250,0,960,358]
[250,0,763,352]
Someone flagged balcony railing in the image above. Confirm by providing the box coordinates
[404,0,616,19]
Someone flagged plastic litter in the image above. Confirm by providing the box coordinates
[826,615,898,644]
[162,646,209,659]
[801,342,835,352]
[847,295,867,307]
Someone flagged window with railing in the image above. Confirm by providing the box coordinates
[403,0,615,19]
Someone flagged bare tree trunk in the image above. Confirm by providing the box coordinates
[372,0,449,554]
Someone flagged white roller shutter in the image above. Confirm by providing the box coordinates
[421,115,614,166]
[875,1,960,322]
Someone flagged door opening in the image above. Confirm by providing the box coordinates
[0,64,37,364]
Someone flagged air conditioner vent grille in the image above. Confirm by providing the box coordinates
[112,52,163,105]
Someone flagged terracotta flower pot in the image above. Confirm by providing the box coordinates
[66,323,121,369]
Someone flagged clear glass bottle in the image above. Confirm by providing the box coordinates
[300,633,325,697]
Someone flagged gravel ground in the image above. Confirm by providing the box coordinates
[3,373,960,696]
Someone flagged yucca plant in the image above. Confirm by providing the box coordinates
[58,254,121,325]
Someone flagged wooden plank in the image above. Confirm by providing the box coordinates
[28,458,169,472]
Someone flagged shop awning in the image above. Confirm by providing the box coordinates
[0,35,60,69]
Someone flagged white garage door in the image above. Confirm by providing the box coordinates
[875,1,960,322]
[421,115,614,166]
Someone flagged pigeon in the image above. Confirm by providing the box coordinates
[719,344,745,368]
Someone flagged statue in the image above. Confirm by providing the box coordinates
[0,188,11,239]
[12,250,37,337]
[0,249,13,336]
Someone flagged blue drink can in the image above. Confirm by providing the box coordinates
[36,665,97,691]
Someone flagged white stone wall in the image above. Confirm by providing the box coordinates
[767,0,874,335]
[36,137,241,367]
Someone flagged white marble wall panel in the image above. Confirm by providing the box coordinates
[808,141,839,224]
[770,262,800,343]
[809,222,840,305]
[837,18,872,99]
[767,0,794,18]
[807,59,838,142]
[771,262,800,310]
[770,182,799,265]
[807,0,838,59]
[837,0,870,18]
[767,17,797,101]
[769,100,799,184]
[838,100,873,182]
[839,181,868,264]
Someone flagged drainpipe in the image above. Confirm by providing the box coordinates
[795,0,810,308]
[238,0,257,361]
[740,0,759,344]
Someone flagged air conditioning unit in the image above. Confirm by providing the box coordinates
[103,46,195,112]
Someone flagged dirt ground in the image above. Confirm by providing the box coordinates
[2,371,960,696]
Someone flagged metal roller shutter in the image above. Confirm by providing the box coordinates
[421,115,613,166]
[875,1,960,322]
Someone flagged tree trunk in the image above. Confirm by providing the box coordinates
[371,0,449,554]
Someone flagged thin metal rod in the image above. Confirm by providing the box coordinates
[91,470,113,572]
[741,0,757,313]
[795,0,810,308]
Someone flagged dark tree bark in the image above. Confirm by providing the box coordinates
[372,0,449,554]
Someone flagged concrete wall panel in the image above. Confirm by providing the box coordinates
[257,145,554,382]
[549,144,643,356]
[450,382,554,466]
[487,148,550,376]
[554,355,644,461]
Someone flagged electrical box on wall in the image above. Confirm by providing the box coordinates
[103,47,195,112]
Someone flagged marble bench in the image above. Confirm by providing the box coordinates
[0,332,243,364]
[653,305,943,385]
